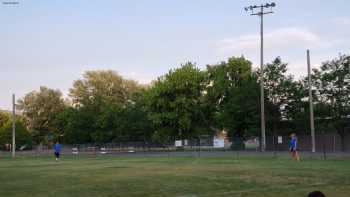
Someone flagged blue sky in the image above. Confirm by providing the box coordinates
[1,0,349,110]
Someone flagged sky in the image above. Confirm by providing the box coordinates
[1,0,350,110]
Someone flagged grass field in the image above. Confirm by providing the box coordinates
[0,155,349,197]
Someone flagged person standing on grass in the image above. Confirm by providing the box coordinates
[289,133,300,161]
[53,141,61,161]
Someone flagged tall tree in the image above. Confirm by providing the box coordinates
[206,56,260,139]
[17,86,65,143]
[0,118,32,150]
[312,54,350,150]
[146,63,207,142]
[0,111,11,128]
[263,57,296,136]
[69,70,141,107]
[283,80,309,134]
[62,70,148,144]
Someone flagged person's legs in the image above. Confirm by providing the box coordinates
[55,152,59,161]
[294,151,300,161]
[289,149,294,159]
[291,151,296,160]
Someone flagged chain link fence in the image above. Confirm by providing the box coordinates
[1,134,349,157]
[266,134,350,152]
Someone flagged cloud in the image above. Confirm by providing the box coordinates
[121,71,154,84]
[333,17,350,25]
[217,27,324,54]
[213,27,337,79]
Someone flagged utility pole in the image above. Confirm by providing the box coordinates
[12,94,16,158]
[307,50,316,153]
[245,2,276,151]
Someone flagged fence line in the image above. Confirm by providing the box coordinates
[1,134,349,156]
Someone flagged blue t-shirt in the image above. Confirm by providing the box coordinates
[53,143,61,153]
[289,138,297,149]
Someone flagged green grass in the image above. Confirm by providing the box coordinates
[0,155,349,197]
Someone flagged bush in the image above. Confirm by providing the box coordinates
[0,119,32,150]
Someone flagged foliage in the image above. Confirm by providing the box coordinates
[14,54,350,146]
[146,63,208,142]
[69,70,142,107]
[206,56,260,138]
[311,54,350,149]
[0,118,32,150]
[0,111,11,128]
[56,81,153,144]
[17,86,65,143]
[263,57,301,136]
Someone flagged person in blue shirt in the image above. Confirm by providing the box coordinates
[53,141,61,161]
[289,133,300,161]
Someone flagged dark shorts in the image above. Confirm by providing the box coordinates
[55,152,60,158]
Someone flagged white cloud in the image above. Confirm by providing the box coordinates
[121,71,154,84]
[213,27,336,79]
[217,27,324,54]
[333,17,350,25]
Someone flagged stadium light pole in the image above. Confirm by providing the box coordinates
[244,2,276,152]
[307,49,316,153]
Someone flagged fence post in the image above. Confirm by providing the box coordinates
[273,136,277,157]
[323,143,326,160]
[333,135,336,153]
[198,138,201,158]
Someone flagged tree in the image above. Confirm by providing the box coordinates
[69,70,142,107]
[263,57,296,137]
[312,54,350,150]
[17,86,65,143]
[111,91,154,142]
[0,118,32,150]
[0,111,10,128]
[282,80,309,134]
[146,63,208,142]
[58,70,149,144]
[206,56,260,140]
[56,90,154,144]
[54,106,91,144]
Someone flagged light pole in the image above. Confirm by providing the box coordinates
[307,49,316,153]
[245,2,276,152]
[12,94,16,158]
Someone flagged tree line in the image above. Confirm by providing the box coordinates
[0,55,349,149]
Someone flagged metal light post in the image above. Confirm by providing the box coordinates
[245,2,276,152]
